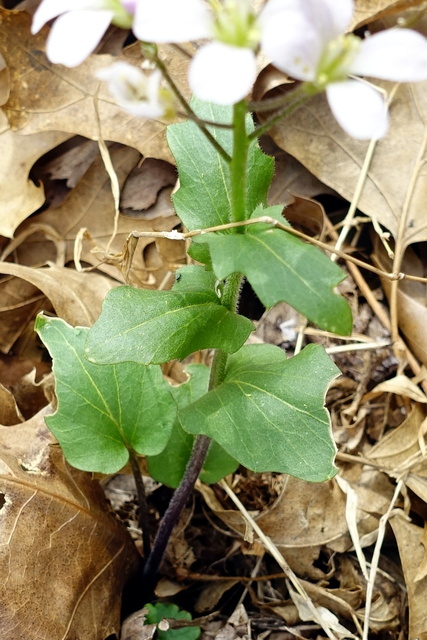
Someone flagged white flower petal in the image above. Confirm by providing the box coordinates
[326,80,388,139]
[189,42,256,105]
[31,0,105,34]
[133,0,212,43]
[97,63,166,119]
[97,61,145,100]
[260,0,352,52]
[304,0,353,40]
[46,10,113,66]
[350,29,427,82]
[261,9,321,81]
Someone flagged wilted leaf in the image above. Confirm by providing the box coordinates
[180,343,339,481]
[0,406,139,640]
[1,9,171,152]
[0,262,115,326]
[85,266,254,365]
[35,315,176,473]
[264,80,427,248]
[391,514,427,640]
[0,109,67,237]
[373,240,427,366]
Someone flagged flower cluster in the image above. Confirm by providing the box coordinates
[31,0,427,139]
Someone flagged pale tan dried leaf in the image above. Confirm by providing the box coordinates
[390,514,427,640]
[373,241,427,366]
[121,609,156,640]
[367,404,427,504]
[198,469,393,556]
[367,403,427,468]
[262,80,427,248]
[0,8,174,209]
[351,0,427,29]
[14,144,180,286]
[0,383,23,425]
[365,374,427,403]
[0,109,67,237]
[0,406,139,640]
[0,263,115,326]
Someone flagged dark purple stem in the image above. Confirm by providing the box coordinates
[141,434,211,597]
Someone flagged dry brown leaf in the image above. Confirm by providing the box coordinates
[0,263,115,326]
[262,79,427,248]
[365,374,427,403]
[0,109,67,237]
[367,403,427,469]
[198,469,393,560]
[120,158,177,214]
[390,514,427,640]
[373,240,427,366]
[0,405,139,640]
[0,383,23,425]
[13,144,180,286]
[351,0,427,28]
[367,404,427,504]
[0,8,179,238]
[0,9,173,159]
[0,276,47,353]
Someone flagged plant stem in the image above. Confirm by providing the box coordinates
[141,433,211,598]
[230,100,249,227]
[140,102,250,598]
[249,82,316,141]
[128,448,151,558]
[140,275,245,596]
[153,52,231,163]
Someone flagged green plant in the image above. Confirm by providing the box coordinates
[143,602,201,640]
[35,98,352,595]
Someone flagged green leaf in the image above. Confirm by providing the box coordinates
[193,205,352,335]
[167,98,274,230]
[35,314,176,474]
[179,343,339,482]
[147,364,238,488]
[144,603,201,640]
[85,266,254,365]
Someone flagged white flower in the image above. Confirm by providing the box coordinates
[31,0,136,67]
[133,0,260,105]
[97,62,174,119]
[260,0,427,139]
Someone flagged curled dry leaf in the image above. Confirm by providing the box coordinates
[0,8,180,237]
[372,239,427,367]
[0,263,115,326]
[258,77,427,249]
[0,406,139,640]
[0,109,67,238]
[350,0,427,29]
[367,403,427,503]
[14,144,180,287]
[198,468,394,577]
[390,514,427,640]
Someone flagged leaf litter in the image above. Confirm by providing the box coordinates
[1,1,427,639]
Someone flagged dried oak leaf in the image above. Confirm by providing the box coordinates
[0,8,175,237]
[14,144,180,288]
[258,76,427,249]
[0,405,139,640]
[351,0,427,29]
